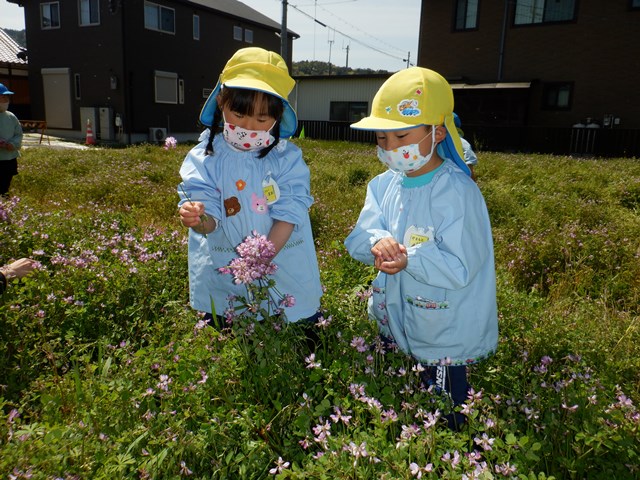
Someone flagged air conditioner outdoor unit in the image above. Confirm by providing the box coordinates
[149,127,167,143]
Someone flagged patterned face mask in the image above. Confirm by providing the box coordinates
[222,116,276,152]
[376,126,436,174]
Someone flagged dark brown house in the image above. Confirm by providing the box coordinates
[0,27,29,119]
[418,0,640,156]
[8,0,297,144]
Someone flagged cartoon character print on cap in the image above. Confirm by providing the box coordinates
[397,99,421,117]
[251,193,268,214]
[224,196,241,217]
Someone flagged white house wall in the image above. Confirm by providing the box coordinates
[291,76,389,122]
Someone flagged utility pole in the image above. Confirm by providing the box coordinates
[280,0,288,63]
[344,43,350,69]
[328,38,334,75]
[405,51,411,68]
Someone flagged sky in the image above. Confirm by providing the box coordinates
[0,0,421,72]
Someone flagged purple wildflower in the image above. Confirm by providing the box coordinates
[350,336,368,352]
[279,294,296,308]
[219,231,277,284]
[163,136,177,150]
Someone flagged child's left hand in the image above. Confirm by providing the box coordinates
[372,237,408,274]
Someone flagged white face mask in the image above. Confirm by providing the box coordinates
[222,115,276,152]
[376,126,436,174]
[0,101,9,113]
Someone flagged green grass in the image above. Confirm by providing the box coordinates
[0,140,638,479]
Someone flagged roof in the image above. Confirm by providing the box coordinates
[189,0,299,37]
[450,82,531,89]
[294,73,392,81]
[0,28,27,66]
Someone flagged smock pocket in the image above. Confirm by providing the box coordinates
[403,290,455,349]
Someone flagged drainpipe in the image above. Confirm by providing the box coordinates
[497,0,510,81]
[120,2,132,144]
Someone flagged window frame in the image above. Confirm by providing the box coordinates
[193,14,200,40]
[79,0,100,26]
[454,0,479,31]
[41,2,61,30]
[144,1,176,34]
[541,81,573,111]
[513,0,577,26]
[329,101,369,122]
[154,70,178,104]
[233,25,243,41]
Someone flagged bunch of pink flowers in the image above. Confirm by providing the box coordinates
[163,136,177,150]
[219,231,277,284]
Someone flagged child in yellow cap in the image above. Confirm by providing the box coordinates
[344,67,498,429]
[177,48,322,327]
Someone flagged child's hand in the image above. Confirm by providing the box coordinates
[1,258,36,281]
[179,201,206,228]
[372,237,408,274]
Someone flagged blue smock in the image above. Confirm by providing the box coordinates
[0,110,22,161]
[345,158,498,365]
[178,131,322,322]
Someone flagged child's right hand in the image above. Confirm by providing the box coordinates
[179,201,206,228]
[371,237,408,274]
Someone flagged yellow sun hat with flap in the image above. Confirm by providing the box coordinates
[351,67,471,176]
[199,47,298,138]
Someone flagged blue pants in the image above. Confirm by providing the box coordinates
[419,364,469,430]
[380,335,469,430]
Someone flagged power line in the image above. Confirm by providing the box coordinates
[313,2,407,55]
[288,2,406,63]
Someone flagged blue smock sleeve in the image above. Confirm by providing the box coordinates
[177,131,223,223]
[344,174,395,265]
[268,145,314,227]
[9,116,23,150]
[404,176,493,290]
[461,138,478,166]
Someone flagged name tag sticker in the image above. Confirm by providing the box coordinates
[262,176,280,205]
[404,225,434,247]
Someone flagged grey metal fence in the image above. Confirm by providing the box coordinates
[297,120,640,158]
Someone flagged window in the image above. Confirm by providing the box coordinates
[541,82,572,110]
[74,73,81,100]
[193,15,200,40]
[144,1,175,34]
[455,0,479,31]
[79,0,100,26]
[233,26,243,41]
[202,88,213,99]
[178,78,185,104]
[41,2,60,29]
[330,101,368,122]
[244,29,253,43]
[514,0,576,25]
[632,0,640,9]
[154,70,178,104]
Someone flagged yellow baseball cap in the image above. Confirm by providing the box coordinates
[200,47,298,138]
[352,67,471,176]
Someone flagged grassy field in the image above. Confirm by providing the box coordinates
[1,139,639,479]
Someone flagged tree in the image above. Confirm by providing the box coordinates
[4,29,26,48]
[292,60,389,76]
